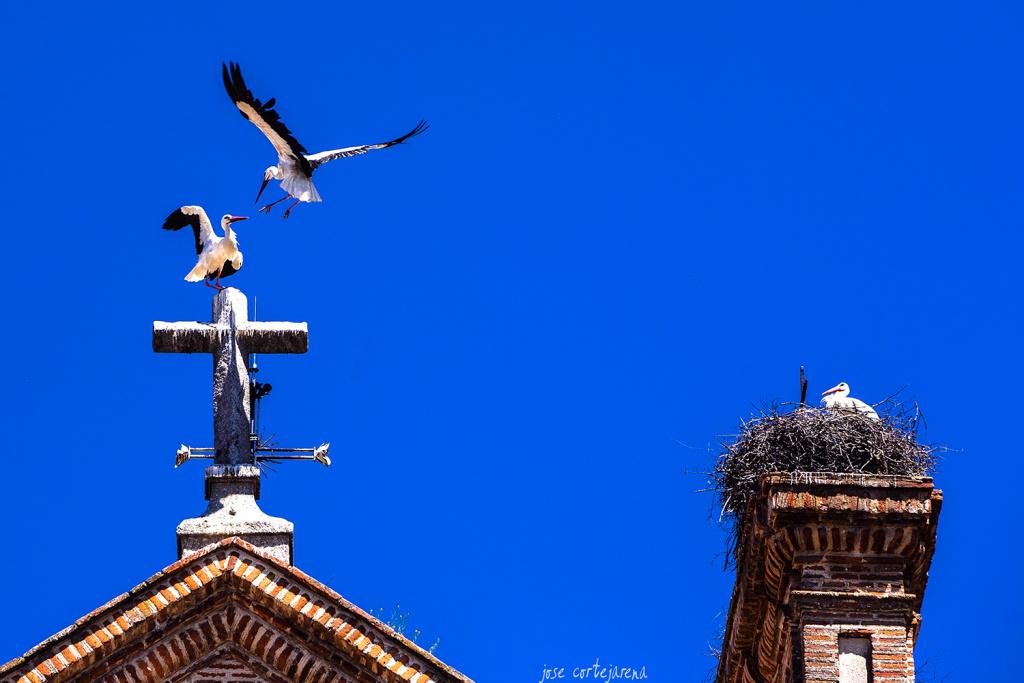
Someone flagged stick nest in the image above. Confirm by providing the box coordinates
[712,402,936,563]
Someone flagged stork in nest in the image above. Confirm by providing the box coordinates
[821,381,879,420]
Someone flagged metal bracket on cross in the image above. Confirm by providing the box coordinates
[175,442,331,468]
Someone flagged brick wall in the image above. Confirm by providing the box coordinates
[798,557,906,593]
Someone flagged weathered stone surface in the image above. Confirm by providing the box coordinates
[212,290,252,466]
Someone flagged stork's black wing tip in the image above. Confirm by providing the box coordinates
[222,61,247,100]
[219,63,306,155]
[162,208,187,231]
[162,208,205,254]
[401,119,429,142]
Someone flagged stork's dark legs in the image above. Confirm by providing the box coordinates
[282,198,302,219]
[259,195,292,214]
[204,276,219,290]
[213,266,226,291]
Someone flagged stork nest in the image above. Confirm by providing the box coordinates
[711,401,937,564]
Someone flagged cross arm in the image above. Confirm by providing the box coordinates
[153,321,218,353]
[152,321,308,354]
[239,322,308,354]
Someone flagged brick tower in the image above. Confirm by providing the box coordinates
[715,473,941,683]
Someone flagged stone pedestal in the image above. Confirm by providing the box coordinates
[176,465,294,565]
[715,473,942,683]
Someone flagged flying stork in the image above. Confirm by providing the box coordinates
[163,206,249,290]
[222,62,428,219]
[820,382,880,420]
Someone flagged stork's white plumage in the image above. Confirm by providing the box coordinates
[821,382,879,420]
[222,62,428,218]
[162,206,249,290]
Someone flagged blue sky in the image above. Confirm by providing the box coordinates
[0,2,1020,680]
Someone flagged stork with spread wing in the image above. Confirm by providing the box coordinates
[163,206,249,290]
[222,62,428,218]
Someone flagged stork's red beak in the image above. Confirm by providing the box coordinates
[228,215,249,224]
[821,385,842,396]
[255,177,270,205]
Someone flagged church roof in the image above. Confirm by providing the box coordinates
[0,537,474,683]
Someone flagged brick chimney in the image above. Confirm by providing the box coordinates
[715,473,941,683]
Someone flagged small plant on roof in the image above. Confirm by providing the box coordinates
[370,604,442,654]
[709,375,938,566]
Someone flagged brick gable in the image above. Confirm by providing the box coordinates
[0,538,472,683]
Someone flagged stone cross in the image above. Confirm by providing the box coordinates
[153,288,308,465]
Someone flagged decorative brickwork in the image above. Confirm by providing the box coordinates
[174,650,275,682]
[0,538,473,683]
[715,473,941,683]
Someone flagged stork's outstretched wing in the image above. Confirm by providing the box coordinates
[222,62,311,176]
[305,120,429,170]
[163,206,214,255]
